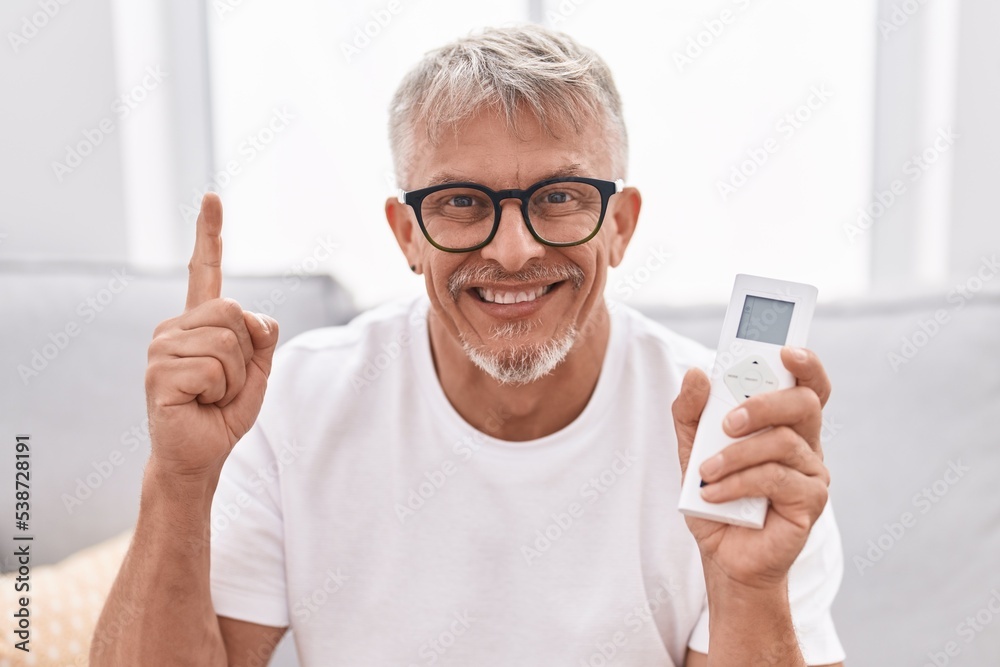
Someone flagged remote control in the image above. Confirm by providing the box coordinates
[678,274,818,529]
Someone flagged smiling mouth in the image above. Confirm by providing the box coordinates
[472,282,561,304]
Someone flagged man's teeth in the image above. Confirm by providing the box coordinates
[475,285,551,304]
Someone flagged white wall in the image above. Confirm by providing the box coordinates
[949,0,1000,281]
[0,0,127,263]
[1,0,216,270]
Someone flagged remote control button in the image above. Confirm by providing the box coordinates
[739,369,763,392]
[723,355,781,401]
[724,371,745,400]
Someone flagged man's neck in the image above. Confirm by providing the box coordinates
[427,302,612,442]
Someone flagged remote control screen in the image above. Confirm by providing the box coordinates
[736,295,794,344]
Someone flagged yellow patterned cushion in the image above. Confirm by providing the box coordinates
[0,531,132,667]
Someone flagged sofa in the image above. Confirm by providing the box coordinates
[2,261,998,666]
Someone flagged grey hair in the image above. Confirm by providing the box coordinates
[388,24,628,189]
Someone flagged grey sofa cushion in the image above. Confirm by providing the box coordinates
[0,262,356,569]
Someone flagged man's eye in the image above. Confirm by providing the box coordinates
[448,196,475,207]
[545,192,571,204]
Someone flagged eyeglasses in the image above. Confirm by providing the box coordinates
[398,176,625,253]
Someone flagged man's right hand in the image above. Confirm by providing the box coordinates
[144,193,279,478]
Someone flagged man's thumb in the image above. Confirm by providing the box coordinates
[672,368,711,477]
[245,312,280,376]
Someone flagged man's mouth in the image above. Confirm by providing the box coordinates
[448,262,585,302]
[473,283,557,304]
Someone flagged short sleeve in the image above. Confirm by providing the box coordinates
[686,503,846,664]
[786,502,846,663]
[209,420,290,627]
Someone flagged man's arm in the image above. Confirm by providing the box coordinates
[91,463,227,665]
[219,616,287,666]
[90,194,282,665]
[91,462,287,666]
[685,649,843,667]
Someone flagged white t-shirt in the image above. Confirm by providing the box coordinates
[209,297,846,666]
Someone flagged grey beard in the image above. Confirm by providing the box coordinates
[461,325,578,386]
[448,261,585,384]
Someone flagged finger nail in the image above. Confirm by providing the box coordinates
[701,484,721,501]
[255,313,270,333]
[700,454,723,479]
[724,407,748,432]
[790,346,808,362]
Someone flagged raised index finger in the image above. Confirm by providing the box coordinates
[185,193,224,311]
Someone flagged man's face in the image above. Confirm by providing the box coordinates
[386,108,639,384]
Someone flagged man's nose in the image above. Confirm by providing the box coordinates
[478,199,546,271]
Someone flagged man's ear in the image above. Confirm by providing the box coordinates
[606,186,641,267]
[385,196,421,267]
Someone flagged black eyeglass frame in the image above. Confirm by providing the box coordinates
[398,176,625,253]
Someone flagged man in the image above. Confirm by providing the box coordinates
[93,25,845,666]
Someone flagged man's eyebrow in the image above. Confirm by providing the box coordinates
[426,172,469,186]
[424,164,587,188]
[535,164,586,181]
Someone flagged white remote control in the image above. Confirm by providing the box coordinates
[678,274,818,529]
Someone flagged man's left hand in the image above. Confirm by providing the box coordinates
[673,346,832,588]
